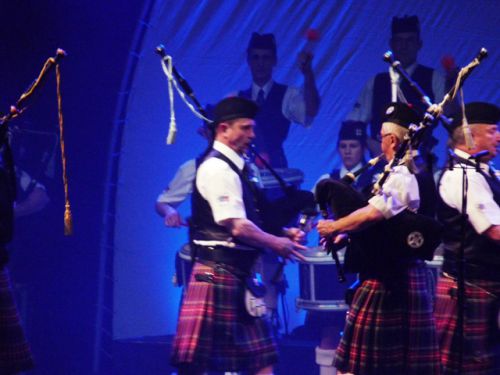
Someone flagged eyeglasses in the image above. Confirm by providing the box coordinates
[376,133,393,142]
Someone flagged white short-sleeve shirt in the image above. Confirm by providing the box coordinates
[368,164,420,218]
[196,141,247,224]
[439,149,500,234]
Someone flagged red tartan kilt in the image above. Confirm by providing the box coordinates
[435,275,500,374]
[334,260,441,375]
[0,267,34,373]
[171,262,278,372]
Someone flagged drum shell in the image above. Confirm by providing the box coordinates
[296,248,357,311]
[175,243,193,293]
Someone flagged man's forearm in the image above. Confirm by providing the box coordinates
[227,218,280,251]
[334,204,383,233]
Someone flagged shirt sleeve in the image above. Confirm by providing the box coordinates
[345,77,374,124]
[440,169,500,234]
[156,159,196,207]
[282,86,311,126]
[368,166,420,218]
[196,158,247,224]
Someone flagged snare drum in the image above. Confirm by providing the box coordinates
[296,247,357,312]
[174,243,193,294]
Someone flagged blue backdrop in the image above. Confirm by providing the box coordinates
[111,0,500,339]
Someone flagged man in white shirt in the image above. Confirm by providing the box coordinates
[238,32,320,168]
[434,102,500,374]
[317,103,440,375]
[171,96,306,375]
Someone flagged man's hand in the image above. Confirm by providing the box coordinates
[272,236,307,262]
[317,219,338,237]
[157,203,186,228]
[282,227,306,244]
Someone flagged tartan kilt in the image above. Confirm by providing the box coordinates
[434,275,500,374]
[170,261,278,372]
[0,267,34,373]
[334,260,441,375]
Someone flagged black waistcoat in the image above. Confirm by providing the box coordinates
[437,160,500,281]
[239,83,290,168]
[191,150,261,248]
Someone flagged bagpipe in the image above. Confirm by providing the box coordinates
[246,145,316,236]
[1,49,69,267]
[155,45,316,236]
[313,50,490,276]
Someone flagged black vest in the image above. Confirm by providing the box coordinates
[239,83,290,168]
[371,64,434,138]
[191,150,261,248]
[437,161,500,281]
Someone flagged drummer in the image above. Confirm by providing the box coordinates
[317,102,440,375]
[234,31,321,168]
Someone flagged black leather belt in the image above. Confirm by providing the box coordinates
[194,245,260,275]
[442,261,500,282]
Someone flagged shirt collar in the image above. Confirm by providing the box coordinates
[453,148,491,173]
[340,162,363,178]
[389,62,417,80]
[213,140,245,170]
[251,80,274,100]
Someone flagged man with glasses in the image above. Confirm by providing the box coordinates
[317,103,440,375]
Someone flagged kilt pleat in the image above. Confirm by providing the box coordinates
[171,262,278,371]
[435,275,500,374]
[0,267,34,373]
[335,261,440,375]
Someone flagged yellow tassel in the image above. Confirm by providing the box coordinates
[64,204,73,236]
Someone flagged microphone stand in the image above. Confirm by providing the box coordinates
[446,149,473,373]
[457,153,468,374]
[446,148,491,372]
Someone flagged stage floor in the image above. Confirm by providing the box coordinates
[113,333,324,375]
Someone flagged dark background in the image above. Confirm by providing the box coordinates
[0,1,143,374]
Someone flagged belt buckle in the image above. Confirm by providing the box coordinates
[194,272,214,283]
